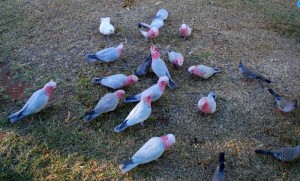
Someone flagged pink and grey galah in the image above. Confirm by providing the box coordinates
[140,27,159,40]
[188,65,221,79]
[83,90,125,122]
[92,74,138,89]
[114,91,153,133]
[179,24,192,38]
[119,134,176,174]
[85,43,123,63]
[167,49,184,67]
[198,92,217,114]
[150,46,176,89]
[124,76,169,103]
[8,80,57,123]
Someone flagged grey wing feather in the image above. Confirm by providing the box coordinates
[132,137,165,164]
[95,93,119,113]
[96,48,118,62]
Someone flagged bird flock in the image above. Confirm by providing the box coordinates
[8,7,299,179]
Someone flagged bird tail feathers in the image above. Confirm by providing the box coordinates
[267,89,280,98]
[119,159,139,174]
[219,152,225,172]
[114,120,128,133]
[123,96,139,103]
[85,53,99,62]
[164,73,176,89]
[255,149,273,155]
[213,68,221,74]
[83,110,99,122]
[138,23,151,29]
[8,111,24,123]
[258,76,271,83]
[92,78,103,84]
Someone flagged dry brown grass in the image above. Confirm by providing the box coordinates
[0,0,299,180]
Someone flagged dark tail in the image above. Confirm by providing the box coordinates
[267,89,280,99]
[294,100,297,109]
[165,73,176,89]
[168,79,176,89]
[134,54,151,76]
[257,76,271,83]
[83,110,98,122]
[138,23,150,29]
[123,96,139,103]
[213,68,221,74]
[114,120,128,133]
[8,111,24,123]
[119,159,139,174]
[219,152,225,172]
[92,78,103,84]
[255,149,274,155]
[85,53,99,62]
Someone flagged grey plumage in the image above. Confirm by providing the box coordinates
[212,152,225,181]
[83,93,120,122]
[255,145,300,162]
[135,54,152,76]
[267,89,297,113]
[238,62,271,83]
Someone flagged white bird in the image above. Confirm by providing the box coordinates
[99,17,114,36]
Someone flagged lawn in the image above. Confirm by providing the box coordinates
[0,0,299,180]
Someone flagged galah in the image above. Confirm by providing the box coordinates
[140,27,159,40]
[114,91,153,133]
[138,9,168,30]
[238,62,271,83]
[267,89,297,113]
[179,24,192,38]
[85,43,123,63]
[255,145,300,162]
[83,90,125,122]
[167,49,184,67]
[92,74,138,89]
[198,92,217,114]
[99,17,114,36]
[119,134,175,174]
[150,46,176,89]
[135,54,152,76]
[212,152,225,181]
[188,65,221,79]
[124,76,169,103]
[8,80,57,123]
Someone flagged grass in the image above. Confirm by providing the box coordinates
[1,0,300,180]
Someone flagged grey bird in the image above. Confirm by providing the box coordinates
[238,62,271,83]
[138,9,168,30]
[135,54,152,76]
[83,90,125,122]
[212,152,225,181]
[267,89,297,113]
[255,145,300,162]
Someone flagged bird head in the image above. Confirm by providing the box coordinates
[44,80,57,96]
[188,66,196,74]
[158,76,170,86]
[115,90,125,100]
[128,75,139,84]
[160,134,176,149]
